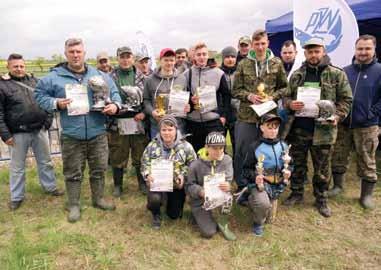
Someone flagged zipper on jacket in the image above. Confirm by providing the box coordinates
[349,66,362,128]
[271,144,279,182]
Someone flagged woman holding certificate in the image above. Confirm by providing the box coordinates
[143,48,190,139]
[141,115,197,229]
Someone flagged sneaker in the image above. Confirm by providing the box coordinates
[9,200,23,210]
[252,223,264,237]
[283,193,304,206]
[152,214,161,229]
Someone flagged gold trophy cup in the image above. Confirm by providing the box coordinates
[257,83,270,102]
[156,94,166,117]
[193,87,202,111]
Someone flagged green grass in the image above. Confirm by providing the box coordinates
[0,155,381,270]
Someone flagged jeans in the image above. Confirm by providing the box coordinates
[9,129,57,201]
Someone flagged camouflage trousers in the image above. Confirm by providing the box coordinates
[287,128,333,200]
[331,124,379,182]
[108,131,149,169]
[61,134,108,183]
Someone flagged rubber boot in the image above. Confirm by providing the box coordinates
[216,215,236,241]
[360,179,376,210]
[66,181,81,223]
[90,178,116,211]
[314,199,332,218]
[135,166,147,195]
[283,192,304,206]
[112,167,123,198]
[328,173,344,198]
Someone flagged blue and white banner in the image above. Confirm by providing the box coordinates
[292,0,359,70]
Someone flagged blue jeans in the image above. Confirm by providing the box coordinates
[9,129,57,201]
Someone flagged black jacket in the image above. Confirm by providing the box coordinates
[0,73,52,142]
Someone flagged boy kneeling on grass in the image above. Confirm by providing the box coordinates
[242,113,292,237]
[186,132,236,241]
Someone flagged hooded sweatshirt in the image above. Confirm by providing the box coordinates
[186,150,233,207]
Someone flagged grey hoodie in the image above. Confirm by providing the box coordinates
[143,67,187,127]
[186,153,233,207]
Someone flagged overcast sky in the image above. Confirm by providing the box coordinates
[0,0,291,59]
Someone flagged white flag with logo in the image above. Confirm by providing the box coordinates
[291,0,359,74]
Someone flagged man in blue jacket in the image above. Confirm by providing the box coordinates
[34,38,122,222]
[330,35,381,209]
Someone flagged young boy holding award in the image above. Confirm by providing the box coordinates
[141,115,197,229]
[241,113,291,236]
[186,132,236,241]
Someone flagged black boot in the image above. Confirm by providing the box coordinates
[112,167,124,198]
[135,166,147,195]
[283,192,304,206]
[152,213,161,229]
[328,173,344,197]
[314,199,332,218]
[360,179,376,210]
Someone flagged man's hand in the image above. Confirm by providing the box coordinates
[219,181,231,192]
[282,169,291,180]
[191,95,200,105]
[146,175,154,188]
[5,137,14,146]
[152,109,164,122]
[220,117,226,126]
[247,94,263,104]
[175,175,184,189]
[134,112,145,121]
[199,189,205,199]
[103,103,118,115]
[56,98,72,110]
[289,101,304,111]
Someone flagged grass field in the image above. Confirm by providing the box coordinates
[0,155,380,270]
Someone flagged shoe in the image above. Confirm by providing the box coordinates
[135,166,148,195]
[152,214,161,229]
[252,223,264,237]
[327,173,344,198]
[112,186,123,198]
[283,193,304,206]
[314,200,332,218]
[112,167,124,197]
[93,198,116,211]
[47,188,65,196]
[9,200,23,211]
[360,179,376,210]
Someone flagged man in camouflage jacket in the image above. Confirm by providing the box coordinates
[283,38,352,218]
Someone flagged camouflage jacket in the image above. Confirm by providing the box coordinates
[232,49,288,123]
[284,58,353,145]
[141,131,197,180]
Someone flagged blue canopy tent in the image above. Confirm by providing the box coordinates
[265,0,381,59]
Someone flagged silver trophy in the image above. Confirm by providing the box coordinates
[282,144,292,185]
[88,75,111,111]
[316,100,336,122]
[120,86,143,112]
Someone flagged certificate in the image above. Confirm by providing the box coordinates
[168,89,190,118]
[65,84,89,116]
[150,159,174,192]
[203,173,232,211]
[117,118,145,135]
[295,86,321,118]
[197,85,217,113]
[250,100,278,117]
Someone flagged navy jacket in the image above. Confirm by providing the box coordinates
[343,57,381,128]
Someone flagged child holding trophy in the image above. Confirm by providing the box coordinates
[141,115,197,229]
[242,113,291,236]
[186,132,236,241]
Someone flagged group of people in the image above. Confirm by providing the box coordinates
[0,28,380,239]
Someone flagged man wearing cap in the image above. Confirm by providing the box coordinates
[0,53,63,210]
[96,52,113,73]
[185,42,230,152]
[237,36,251,64]
[220,46,238,155]
[135,53,153,77]
[330,35,381,209]
[232,30,288,197]
[108,46,149,196]
[283,37,352,217]
[175,48,191,74]
[144,48,189,138]
[34,38,122,222]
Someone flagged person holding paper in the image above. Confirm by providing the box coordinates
[186,132,235,241]
[34,38,122,223]
[232,29,288,203]
[283,38,352,218]
[185,42,231,152]
[108,46,149,197]
[141,115,196,229]
[143,48,189,138]
[242,114,291,236]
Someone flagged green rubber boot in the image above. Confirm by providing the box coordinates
[90,178,116,211]
[66,181,81,223]
[216,215,236,241]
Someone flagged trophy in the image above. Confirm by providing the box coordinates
[316,100,336,123]
[193,87,202,111]
[282,145,292,185]
[88,75,111,111]
[155,94,166,117]
[257,83,270,102]
[256,154,265,192]
[120,86,143,112]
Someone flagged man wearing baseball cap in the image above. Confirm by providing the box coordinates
[237,36,251,64]
[135,53,152,77]
[96,51,113,73]
[283,37,352,218]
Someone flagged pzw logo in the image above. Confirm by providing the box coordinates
[294,7,343,53]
